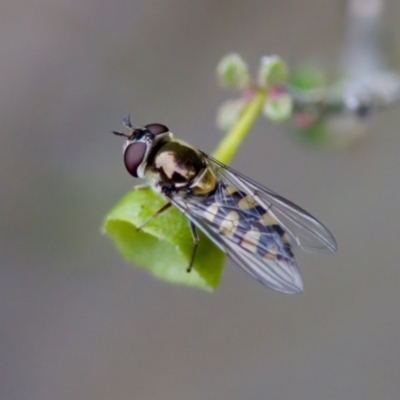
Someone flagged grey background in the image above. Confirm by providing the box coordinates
[1,1,400,399]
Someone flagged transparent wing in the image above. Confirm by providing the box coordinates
[165,186,304,294]
[169,195,303,294]
[204,154,337,253]
[163,153,336,294]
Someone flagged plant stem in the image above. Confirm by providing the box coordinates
[212,90,267,164]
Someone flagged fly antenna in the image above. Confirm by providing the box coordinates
[123,114,132,128]
[112,130,132,138]
[113,115,136,138]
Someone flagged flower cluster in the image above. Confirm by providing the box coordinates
[216,54,293,129]
[216,53,400,149]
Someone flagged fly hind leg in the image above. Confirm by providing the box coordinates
[187,221,200,272]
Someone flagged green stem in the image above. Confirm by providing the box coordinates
[212,90,267,164]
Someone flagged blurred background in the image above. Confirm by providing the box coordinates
[2,0,400,399]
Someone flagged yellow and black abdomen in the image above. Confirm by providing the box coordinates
[198,183,294,262]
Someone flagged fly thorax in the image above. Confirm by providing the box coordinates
[149,140,205,187]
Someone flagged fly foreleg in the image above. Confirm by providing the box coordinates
[136,202,172,231]
[133,183,152,190]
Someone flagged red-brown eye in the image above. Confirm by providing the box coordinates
[124,142,147,177]
[145,123,168,136]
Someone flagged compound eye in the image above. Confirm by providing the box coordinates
[124,142,147,177]
[145,123,169,136]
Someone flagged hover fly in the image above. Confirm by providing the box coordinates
[113,117,337,294]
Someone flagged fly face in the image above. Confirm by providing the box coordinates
[113,120,171,180]
[114,118,214,194]
[113,118,337,294]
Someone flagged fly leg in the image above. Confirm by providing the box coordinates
[133,183,152,190]
[187,221,199,273]
[160,188,199,272]
[136,203,172,232]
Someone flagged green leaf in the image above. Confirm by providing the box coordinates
[290,65,326,91]
[103,188,225,290]
[296,120,329,145]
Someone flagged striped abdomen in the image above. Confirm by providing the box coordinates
[199,184,293,262]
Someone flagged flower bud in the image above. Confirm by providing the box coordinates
[217,53,250,89]
[257,55,288,88]
[263,93,293,122]
[216,99,247,131]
